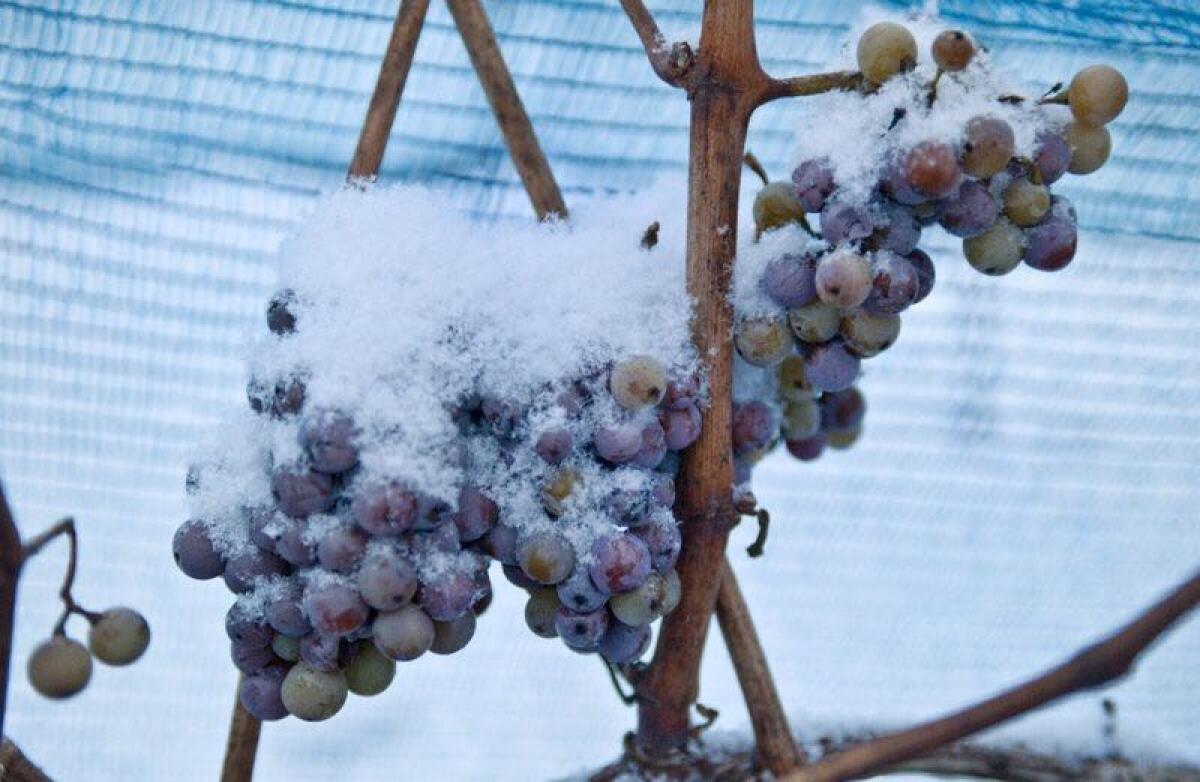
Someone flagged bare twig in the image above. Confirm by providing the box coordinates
[221,688,261,782]
[640,221,660,250]
[0,486,21,739]
[744,509,769,558]
[786,568,1200,782]
[716,560,805,776]
[447,0,568,220]
[760,71,864,105]
[742,152,770,186]
[21,519,97,637]
[0,738,52,782]
[618,0,694,88]
[346,0,432,181]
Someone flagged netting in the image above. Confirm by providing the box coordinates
[1,1,1197,779]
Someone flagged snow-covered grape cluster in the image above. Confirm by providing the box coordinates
[731,18,1125,470]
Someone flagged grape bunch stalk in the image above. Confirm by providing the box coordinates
[732,20,1126,473]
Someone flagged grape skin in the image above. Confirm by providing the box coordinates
[803,340,861,393]
[610,355,667,410]
[1002,178,1051,227]
[303,582,369,638]
[557,568,609,613]
[344,642,396,696]
[372,605,435,661]
[864,251,919,315]
[555,607,609,652]
[351,482,417,537]
[753,182,807,234]
[820,388,866,433]
[266,592,313,638]
[452,485,498,543]
[599,621,651,664]
[27,637,92,699]
[298,410,358,474]
[961,116,1014,178]
[907,249,936,304]
[589,534,652,595]
[1023,207,1078,272]
[820,201,876,246]
[791,158,835,212]
[223,549,290,594]
[788,302,841,344]
[857,22,918,84]
[904,142,961,199]
[271,467,335,519]
[734,315,792,368]
[534,428,572,465]
[785,435,826,462]
[240,665,289,721]
[815,250,873,309]
[732,401,775,456]
[660,405,702,451]
[781,398,821,440]
[517,531,576,585]
[633,514,682,573]
[173,519,225,580]
[964,218,1024,276]
[1068,65,1128,126]
[931,30,973,72]
[524,588,560,638]
[280,663,348,722]
[358,550,419,611]
[431,612,477,655]
[841,311,901,358]
[316,525,368,574]
[1063,122,1112,175]
[1034,132,1071,185]
[760,253,818,308]
[939,179,999,239]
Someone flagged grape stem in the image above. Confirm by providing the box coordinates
[743,152,770,186]
[21,517,101,636]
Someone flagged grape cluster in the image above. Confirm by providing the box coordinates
[733,21,1125,471]
[27,608,151,701]
[175,292,695,722]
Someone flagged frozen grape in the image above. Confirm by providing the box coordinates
[872,204,921,255]
[525,588,561,638]
[275,519,317,567]
[827,425,863,450]
[753,181,806,234]
[345,641,396,696]
[651,474,675,506]
[373,605,435,661]
[27,637,92,699]
[662,375,700,410]
[419,569,477,621]
[226,604,272,646]
[1002,177,1051,227]
[841,311,900,358]
[557,568,608,613]
[1063,121,1111,175]
[173,519,224,580]
[480,396,523,437]
[266,289,297,335]
[518,531,575,585]
[781,398,821,440]
[272,467,335,519]
[804,340,860,393]
[777,356,814,401]
[303,582,369,637]
[761,253,818,308]
[610,572,673,626]
[634,513,681,572]
[298,410,358,475]
[660,405,702,451]
[534,428,572,465]
[881,160,927,206]
[266,592,313,638]
[224,548,290,594]
[820,201,876,245]
[272,634,301,662]
[481,523,518,565]
[541,468,582,516]
[231,637,278,675]
[599,621,651,664]
[938,179,999,239]
[791,158,835,212]
[504,562,539,590]
[247,507,282,552]
[907,249,935,303]
[864,251,919,315]
[1034,131,1070,184]
[281,663,347,722]
[453,485,498,542]
[1023,204,1078,272]
[610,355,667,410]
[431,612,476,655]
[352,482,417,537]
[789,301,842,345]
[785,434,826,462]
[317,525,368,574]
[820,388,866,433]
[300,632,345,672]
[594,423,644,464]
[555,607,609,652]
[239,665,289,721]
[964,217,1024,276]
[272,375,307,417]
[931,29,974,72]
[904,142,961,199]
[857,22,917,84]
[732,401,775,456]
[815,249,872,309]
[1068,65,1128,126]
[734,315,791,368]
[358,550,419,611]
[962,116,1014,178]
[589,534,652,595]
[633,421,668,469]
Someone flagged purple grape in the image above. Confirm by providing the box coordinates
[555,384,588,416]
[792,158,835,212]
[298,410,359,474]
[246,506,280,552]
[650,475,675,507]
[272,467,335,518]
[820,201,876,244]
[372,606,435,662]
[555,607,609,653]
[300,632,346,672]
[239,665,289,721]
[231,638,278,675]
[864,251,920,315]
[223,548,290,594]
[413,520,461,555]
[453,485,498,543]
[431,613,476,655]
[517,532,575,585]
[660,405,702,451]
[266,289,297,336]
[1023,200,1077,272]
[419,569,477,622]
[1034,131,1070,185]
[662,374,700,410]
[599,621,651,664]
[760,253,818,308]
[874,203,921,254]
[357,551,418,611]
[594,423,643,464]
[481,523,518,566]
[881,160,927,206]
[633,515,681,572]
[316,525,367,574]
[556,568,608,613]
[786,435,826,461]
[226,605,273,646]
[803,340,860,394]
[303,582,369,637]
[732,401,775,456]
[904,141,962,199]
[173,519,224,580]
[351,482,417,536]
[604,489,652,528]
[534,428,572,465]
[938,179,999,238]
[820,388,866,433]
[266,592,313,638]
[272,376,306,418]
[633,421,668,469]
[589,534,652,595]
[734,457,754,485]
[413,494,453,532]
[480,397,522,437]
[907,249,936,304]
[274,519,317,567]
[503,562,540,590]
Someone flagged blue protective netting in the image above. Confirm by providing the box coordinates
[1,1,1198,779]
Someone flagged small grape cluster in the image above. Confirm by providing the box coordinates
[733,20,1126,470]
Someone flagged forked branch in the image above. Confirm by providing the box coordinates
[618,0,694,87]
[786,568,1200,781]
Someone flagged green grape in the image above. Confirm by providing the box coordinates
[962,116,1015,178]
[1068,65,1128,126]
[431,613,476,655]
[735,315,792,368]
[753,182,806,235]
[1063,122,1111,175]
[87,607,150,666]
[777,356,815,400]
[781,398,821,440]
[827,425,862,450]
[610,355,667,410]
[841,311,901,357]
[857,22,918,83]
[28,637,92,699]
[609,573,670,627]
[345,642,396,697]
[963,218,1024,276]
[788,302,841,344]
[524,587,560,638]
[272,634,301,662]
[1002,178,1051,227]
[280,663,348,721]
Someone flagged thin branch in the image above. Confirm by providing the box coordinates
[221,686,262,782]
[21,519,98,636]
[744,509,769,558]
[742,152,770,186]
[618,0,694,88]
[0,484,21,740]
[785,567,1200,782]
[759,70,864,105]
[640,221,660,250]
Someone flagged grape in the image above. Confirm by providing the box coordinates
[173,519,225,580]
[841,311,901,358]
[610,572,673,626]
[781,398,821,440]
[599,621,651,664]
[820,388,866,433]
[27,637,92,699]
[1063,122,1111,175]
[961,116,1014,178]
[557,568,608,613]
[651,474,675,507]
[803,340,861,393]
[226,604,273,646]
[247,378,272,415]
[246,506,280,552]
[303,582,369,637]
[231,637,278,675]
[864,251,919,315]
[432,613,477,655]
[827,425,863,450]
[481,523,518,566]
[534,428,572,465]
[351,482,417,536]
[275,519,317,567]
[734,315,792,368]
[298,411,358,475]
[633,421,668,469]
[480,396,523,438]
[1034,132,1070,185]
[789,301,842,344]
[344,642,396,696]
[358,550,419,611]
[525,588,561,638]
[239,665,289,721]
[872,203,921,255]
[963,218,1024,276]
[881,160,927,206]
[517,531,575,585]
[281,663,348,722]
[857,22,917,84]
[785,434,826,462]
[761,253,818,308]
[589,534,652,595]
[453,485,498,542]
[541,468,582,516]
[660,405,702,451]
[777,356,815,401]
[1068,65,1128,126]
[634,514,681,573]
[815,249,873,309]
[373,605,435,661]
[272,467,335,518]
[753,181,806,234]
[419,569,477,621]
[317,525,368,574]
[610,355,667,410]
[272,634,301,662]
[272,376,307,417]
[224,549,290,594]
[819,201,876,245]
[594,423,644,464]
[1002,177,1051,227]
[912,200,942,227]
[300,633,345,672]
[662,375,700,410]
[791,158,835,212]
[938,179,999,238]
[555,607,609,652]
[732,401,775,456]
[907,249,936,303]
[266,592,313,638]
[660,569,682,615]
[931,29,974,72]
[904,142,961,199]
[472,569,493,615]
[1023,204,1077,272]
[266,289,297,335]
[503,562,540,590]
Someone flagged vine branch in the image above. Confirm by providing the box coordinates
[20,519,97,637]
[759,70,864,105]
[618,0,694,88]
